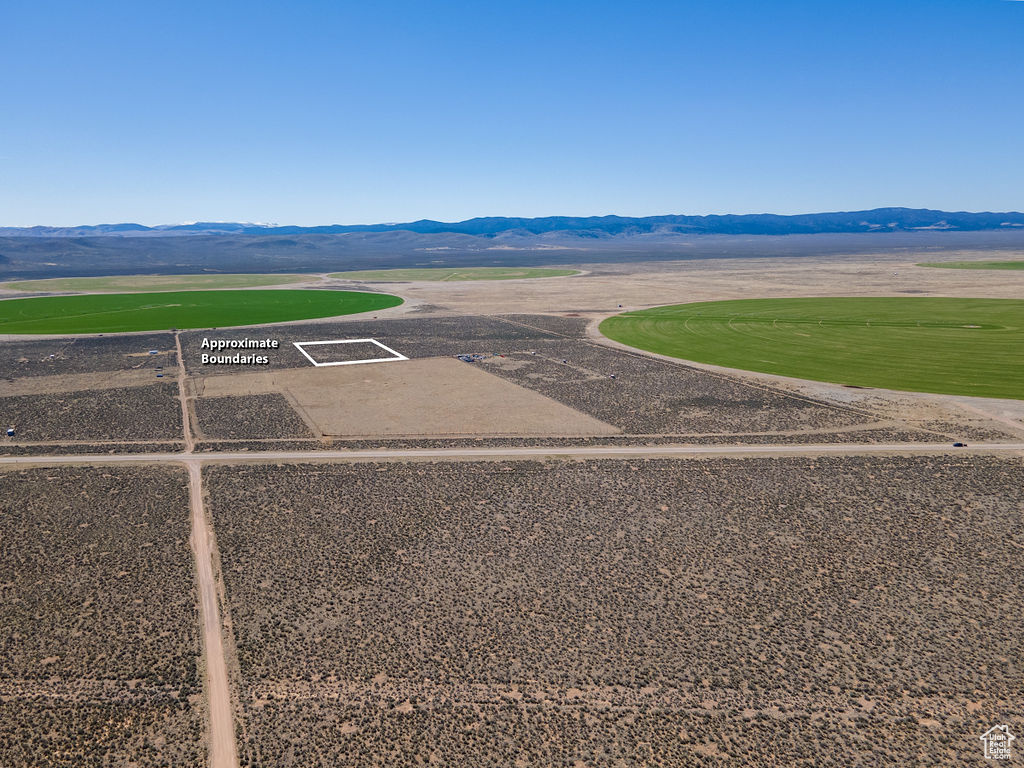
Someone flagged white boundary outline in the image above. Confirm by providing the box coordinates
[293,338,409,367]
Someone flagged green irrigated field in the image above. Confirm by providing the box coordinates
[600,297,1024,400]
[917,260,1024,270]
[0,289,402,334]
[329,267,579,281]
[1,273,313,293]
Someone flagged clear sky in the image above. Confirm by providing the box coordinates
[2,0,1022,226]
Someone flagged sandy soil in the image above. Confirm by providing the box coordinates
[2,441,1024,471]
[175,333,195,453]
[356,251,1024,437]
[365,251,1024,316]
[193,358,620,438]
[187,460,238,768]
[5,250,1020,767]
[182,334,238,768]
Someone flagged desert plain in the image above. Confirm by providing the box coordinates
[1,249,1023,766]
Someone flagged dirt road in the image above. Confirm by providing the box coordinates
[176,333,236,768]
[187,459,238,768]
[5,437,1021,768]
[2,442,1024,468]
[175,332,194,453]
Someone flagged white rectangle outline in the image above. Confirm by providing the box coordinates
[293,338,409,367]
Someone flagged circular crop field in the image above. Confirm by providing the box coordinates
[0,273,314,293]
[0,289,403,334]
[600,297,1024,400]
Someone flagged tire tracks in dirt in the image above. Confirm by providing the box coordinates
[178,331,239,768]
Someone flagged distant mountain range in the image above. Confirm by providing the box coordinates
[3,208,1024,238]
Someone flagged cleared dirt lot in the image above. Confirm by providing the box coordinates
[194,358,619,438]
[207,455,1024,766]
[175,312,1019,446]
[480,343,874,435]
[2,310,1015,449]
[2,250,1022,766]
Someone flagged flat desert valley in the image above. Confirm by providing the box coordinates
[2,250,1023,767]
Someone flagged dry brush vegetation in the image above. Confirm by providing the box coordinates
[1,384,182,443]
[0,333,182,449]
[182,314,927,446]
[0,466,203,767]
[194,394,314,440]
[480,343,874,435]
[0,334,175,380]
[179,315,568,376]
[207,455,1024,766]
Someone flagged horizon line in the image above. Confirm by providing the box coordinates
[4,205,1024,230]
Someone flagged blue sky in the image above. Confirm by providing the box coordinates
[2,0,1022,225]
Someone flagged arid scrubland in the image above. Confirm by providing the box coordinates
[194,394,313,440]
[181,313,1007,448]
[1,314,1011,452]
[0,333,175,378]
[0,466,203,766]
[207,455,1024,766]
[480,343,871,434]
[0,332,180,452]
[179,315,553,376]
[0,384,182,442]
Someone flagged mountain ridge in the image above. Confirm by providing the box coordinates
[4,208,1024,238]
